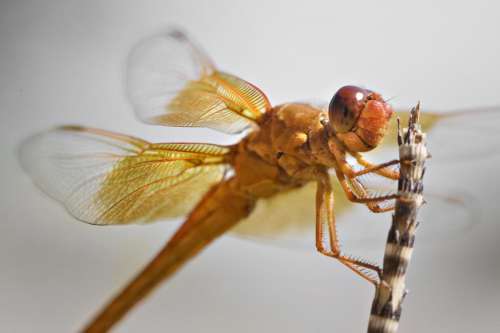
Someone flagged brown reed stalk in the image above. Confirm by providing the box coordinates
[367,103,430,333]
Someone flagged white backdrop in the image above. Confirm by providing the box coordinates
[2,1,500,332]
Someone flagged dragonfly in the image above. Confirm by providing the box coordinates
[19,29,500,332]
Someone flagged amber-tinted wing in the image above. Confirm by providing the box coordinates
[231,172,473,249]
[126,29,271,134]
[19,126,229,225]
[230,154,398,243]
[231,181,349,243]
[232,105,499,248]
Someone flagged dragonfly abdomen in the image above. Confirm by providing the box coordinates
[82,178,255,332]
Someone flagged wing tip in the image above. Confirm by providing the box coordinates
[57,124,86,132]
[17,129,53,175]
[165,27,189,42]
[18,135,34,175]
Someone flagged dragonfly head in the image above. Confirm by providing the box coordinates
[328,85,393,152]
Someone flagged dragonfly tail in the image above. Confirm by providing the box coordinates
[81,178,255,333]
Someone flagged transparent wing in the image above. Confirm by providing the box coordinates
[384,107,500,162]
[231,105,499,250]
[231,180,349,245]
[126,29,271,134]
[230,171,475,251]
[310,102,500,162]
[19,126,229,225]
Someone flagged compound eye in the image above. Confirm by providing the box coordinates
[328,85,372,133]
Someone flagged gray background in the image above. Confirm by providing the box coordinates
[2,0,500,332]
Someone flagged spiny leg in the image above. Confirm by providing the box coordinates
[366,201,395,213]
[315,174,381,285]
[343,174,396,213]
[328,138,399,180]
[352,152,400,180]
[336,169,397,213]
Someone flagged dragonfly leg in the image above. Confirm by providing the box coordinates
[328,137,399,180]
[352,153,400,180]
[316,174,381,285]
[336,170,397,206]
[366,201,395,213]
[337,172,396,213]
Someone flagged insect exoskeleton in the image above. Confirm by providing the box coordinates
[328,85,394,152]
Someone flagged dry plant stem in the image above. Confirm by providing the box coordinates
[367,103,429,333]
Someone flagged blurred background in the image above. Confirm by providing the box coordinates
[2,0,500,332]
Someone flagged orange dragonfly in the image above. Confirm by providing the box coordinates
[19,29,500,332]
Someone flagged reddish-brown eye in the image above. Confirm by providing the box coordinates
[328,85,373,133]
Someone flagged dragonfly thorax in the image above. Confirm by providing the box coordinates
[234,103,338,188]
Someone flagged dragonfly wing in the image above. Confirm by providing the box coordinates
[307,102,500,162]
[383,107,500,162]
[230,163,399,243]
[19,126,229,225]
[230,171,475,250]
[230,172,372,247]
[230,180,337,246]
[126,29,271,134]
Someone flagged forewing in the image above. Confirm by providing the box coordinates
[309,102,500,162]
[20,126,229,225]
[383,107,500,162]
[231,103,496,248]
[126,29,271,134]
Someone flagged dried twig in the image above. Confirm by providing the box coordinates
[367,103,429,333]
